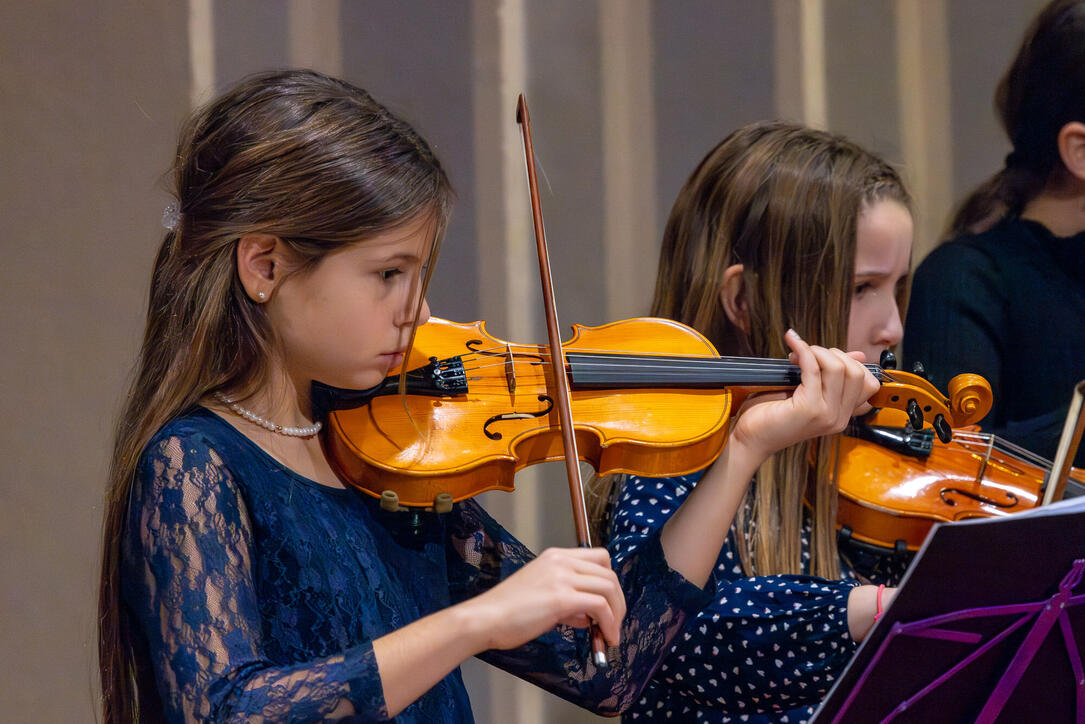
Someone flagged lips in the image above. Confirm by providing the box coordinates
[382,351,406,369]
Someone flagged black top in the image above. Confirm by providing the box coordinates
[904,217,1085,466]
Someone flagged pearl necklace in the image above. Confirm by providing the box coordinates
[213,392,322,437]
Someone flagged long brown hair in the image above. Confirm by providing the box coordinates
[949,0,1085,236]
[650,121,909,578]
[98,70,453,723]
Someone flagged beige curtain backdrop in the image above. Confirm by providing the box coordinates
[0,1,1046,721]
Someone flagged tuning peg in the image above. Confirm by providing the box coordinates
[933,414,952,443]
[906,398,923,429]
[911,360,927,379]
[879,349,897,370]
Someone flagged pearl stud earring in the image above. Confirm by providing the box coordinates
[257,292,266,301]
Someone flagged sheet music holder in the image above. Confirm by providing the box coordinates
[811,495,1085,723]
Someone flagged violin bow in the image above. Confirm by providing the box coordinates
[1042,379,1085,505]
[516,94,609,668]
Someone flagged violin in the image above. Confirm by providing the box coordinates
[835,406,1085,554]
[313,316,993,509]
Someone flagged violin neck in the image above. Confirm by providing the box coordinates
[567,352,813,389]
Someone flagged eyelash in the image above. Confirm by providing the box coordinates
[379,268,403,282]
[854,282,873,295]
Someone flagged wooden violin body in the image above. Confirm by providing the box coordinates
[321,317,731,507]
[316,317,991,509]
[835,408,1085,552]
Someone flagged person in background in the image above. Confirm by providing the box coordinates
[905,0,1085,467]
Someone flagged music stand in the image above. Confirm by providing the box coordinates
[811,495,1085,723]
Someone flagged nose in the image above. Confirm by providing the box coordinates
[876,296,904,349]
[397,296,430,327]
[395,281,430,329]
[417,296,431,327]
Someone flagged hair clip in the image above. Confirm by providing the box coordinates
[161,202,181,231]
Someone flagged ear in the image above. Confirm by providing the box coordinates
[236,233,292,303]
[718,263,750,334]
[1057,121,1085,182]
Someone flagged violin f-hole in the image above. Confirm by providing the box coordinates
[940,487,1020,510]
[483,395,555,440]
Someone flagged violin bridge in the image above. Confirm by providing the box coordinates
[975,434,996,485]
[504,343,517,394]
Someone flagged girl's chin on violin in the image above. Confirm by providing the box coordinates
[305,356,403,392]
[346,354,404,389]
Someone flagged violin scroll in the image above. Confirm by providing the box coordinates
[947,373,993,426]
[868,369,970,433]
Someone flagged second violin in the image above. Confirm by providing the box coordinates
[836,406,1085,553]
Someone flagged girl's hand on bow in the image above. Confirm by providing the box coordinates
[373,546,623,716]
[464,546,626,651]
[730,329,880,462]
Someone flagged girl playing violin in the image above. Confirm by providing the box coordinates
[98,72,878,723]
[904,0,1085,468]
[602,121,912,722]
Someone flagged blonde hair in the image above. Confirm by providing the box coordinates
[651,121,909,577]
[98,70,453,723]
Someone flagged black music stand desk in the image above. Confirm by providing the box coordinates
[812,496,1085,723]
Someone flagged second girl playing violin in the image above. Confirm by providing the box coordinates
[602,121,912,722]
[97,73,879,722]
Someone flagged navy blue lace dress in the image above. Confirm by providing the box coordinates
[122,408,711,722]
[609,472,861,723]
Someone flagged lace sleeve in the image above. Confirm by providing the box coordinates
[123,433,389,722]
[444,499,710,715]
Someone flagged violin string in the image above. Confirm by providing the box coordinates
[453,351,795,371]
[451,355,886,386]
[457,340,891,377]
[950,430,1055,469]
[449,345,798,369]
[567,353,883,376]
[914,429,1084,487]
[452,347,860,371]
[580,351,886,379]
[425,341,891,389]
[453,340,886,370]
[454,357,821,382]
[451,344,866,377]
[456,357,808,374]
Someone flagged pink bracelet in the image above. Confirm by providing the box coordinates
[873,584,886,622]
